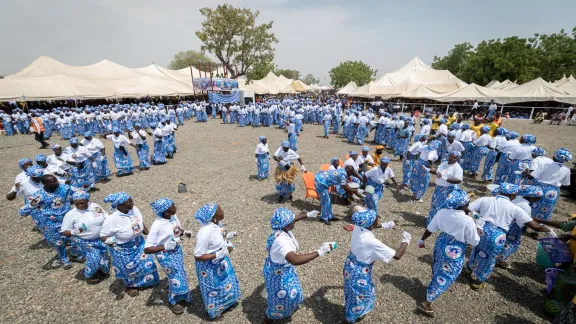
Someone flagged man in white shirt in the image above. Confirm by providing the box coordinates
[467,183,554,288]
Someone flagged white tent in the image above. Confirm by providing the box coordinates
[490,78,575,104]
[336,81,358,95]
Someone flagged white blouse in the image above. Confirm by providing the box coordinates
[350,226,395,264]
[100,206,145,244]
[106,134,130,149]
[269,230,298,264]
[255,143,269,155]
[62,203,108,240]
[81,138,104,155]
[145,215,183,248]
[427,209,480,246]
[194,222,226,256]
[435,161,463,187]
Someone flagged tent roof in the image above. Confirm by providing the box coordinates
[336,81,358,95]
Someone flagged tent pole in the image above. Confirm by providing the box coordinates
[529,107,535,120]
[190,65,195,98]
[445,104,449,116]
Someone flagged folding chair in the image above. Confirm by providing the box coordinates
[319,164,331,171]
[301,172,319,201]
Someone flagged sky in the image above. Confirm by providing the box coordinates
[1,0,575,83]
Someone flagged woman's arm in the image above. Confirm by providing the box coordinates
[393,242,409,260]
[144,246,165,254]
[285,251,319,266]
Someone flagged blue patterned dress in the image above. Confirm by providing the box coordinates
[195,255,241,319]
[481,150,499,181]
[314,169,348,221]
[256,154,270,180]
[155,245,193,305]
[92,151,111,181]
[135,142,151,168]
[402,154,419,185]
[468,146,489,174]
[113,147,134,175]
[496,223,522,263]
[409,158,432,200]
[427,185,458,224]
[110,236,160,288]
[365,179,384,211]
[461,142,475,171]
[394,129,410,158]
[426,232,467,302]
[494,154,511,184]
[531,180,561,220]
[467,222,507,282]
[73,236,111,279]
[263,231,303,320]
[153,138,167,164]
[343,253,375,323]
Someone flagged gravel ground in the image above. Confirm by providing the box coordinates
[0,118,574,324]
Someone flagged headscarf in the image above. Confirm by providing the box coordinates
[496,127,507,136]
[439,118,447,124]
[112,127,121,133]
[72,190,91,201]
[103,192,131,209]
[448,151,462,159]
[51,144,62,151]
[25,165,44,178]
[375,145,385,151]
[415,134,427,142]
[481,126,490,133]
[259,136,266,142]
[506,131,519,140]
[69,137,79,145]
[380,157,390,164]
[35,154,47,163]
[349,151,358,157]
[133,123,141,128]
[362,146,370,152]
[83,131,92,137]
[450,124,460,130]
[518,185,543,198]
[490,183,519,195]
[281,140,290,148]
[531,147,545,157]
[330,157,339,164]
[522,134,536,145]
[441,188,470,209]
[461,124,470,130]
[150,198,174,218]
[351,209,377,229]
[150,122,158,128]
[270,207,295,230]
[448,131,458,138]
[554,148,573,163]
[195,202,218,225]
[18,158,32,169]
[424,140,442,152]
[422,119,429,125]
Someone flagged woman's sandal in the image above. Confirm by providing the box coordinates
[470,282,486,290]
[417,302,435,317]
[125,288,139,297]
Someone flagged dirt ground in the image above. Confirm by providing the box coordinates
[0,118,574,324]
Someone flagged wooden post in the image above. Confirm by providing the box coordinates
[189,65,195,97]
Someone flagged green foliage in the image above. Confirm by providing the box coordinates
[434,26,576,84]
[168,50,213,71]
[329,61,377,89]
[274,69,300,80]
[303,74,319,85]
[195,4,278,79]
[245,60,275,81]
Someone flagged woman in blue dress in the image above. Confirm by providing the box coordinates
[255,136,270,180]
[416,189,480,317]
[343,209,410,323]
[145,198,192,314]
[494,131,519,184]
[2,113,15,136]
[128,123,151,170]
[402,135,426,185]
[394,120,411,159]
[408,140,441,202]
[105,127,135,176]
[263,207,333,323]
[273,141,306,203]
[151,122,167,165]
[193,203,241,320]
[101,192,160,296]
[315,167,358,225]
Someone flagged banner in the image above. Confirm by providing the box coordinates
[208,92,240,104]
[193,78,239,91]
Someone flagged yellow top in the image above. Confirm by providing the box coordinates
[446,116,457,126]
[470,123,484,138]
[431,117,441,130]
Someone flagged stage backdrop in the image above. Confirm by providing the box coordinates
[208,92,240,103]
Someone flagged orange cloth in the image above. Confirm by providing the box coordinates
[31,117,45,133]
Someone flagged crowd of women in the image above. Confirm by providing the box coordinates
[6,96,576,322]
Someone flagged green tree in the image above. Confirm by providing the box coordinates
[529,28,576,81]
[274,69,300,80]
[329,61,377,89]
[196,4,278,79]
[303,74,319,85]
[168,50,213,71]
[245,60,274,81]
[432,42,473,78]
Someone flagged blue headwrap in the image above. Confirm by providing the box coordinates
[415,134,427,142]
[424,140,442,152]
[195,202,218,224]
[133,123,141,128]
[25,165,44,178]
[555,148,573,163]
[481,126,490,133]
[518,185,543,198]
[491,183,519,195]
[35,154,47,162]
[362,146,370,152]
[330,157,339,164]
[83,131,92,137]
[259,136,266,142]
[72,190,91,201]
[281,140,290,148]
[496,128,507,136]
[349,151,358,156]
[103,192,131,209]
[69,137,79,145]
[112,127,121,133]
[522,134,536,145]
[450,124,459,130]
[380,157,390,164]
[150,122,158,128]
[150,198,174,218]
[449,151,462,159]
[440,118,447,124]
[422,119,429,125]
[352,209,377,229]
[441,188,470,209]
[270,207,295,230]
[461,124,470,130]
[532,147,545,157]
[448,131,458,138]
[506,131,519,140]
[18,158,32,169]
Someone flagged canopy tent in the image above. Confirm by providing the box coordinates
[490,78,575,104]
[336,81,358,95]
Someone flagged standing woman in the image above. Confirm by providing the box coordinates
[408,140,441,203]
[344,209,411,323]
[81,131,111,182]
[193,203,241,320]
[427,151,464,223]
[458,124,476,171]
[416,189,480,316]
[150,122,167,165]
[104,127,135,176]
[263,207,333,323]
[145,198,192,314]
[61,190,110,284]
[128,123,151,170]
[273,141,307,203]
[100,192,160,296]
[466,126,492,177]
[481,127,508,183]
[494,131,520,184]
[394,120,411,160]
[66,137,97,191]
[402,135,427,186]
[255,136,270,180]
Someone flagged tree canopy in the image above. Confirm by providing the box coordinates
[303,74,319,85]
[195,4,278,79]
[433,26,576,84]
[274,68,300,80]
[329,61,377,89]
[168,50,213,71]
